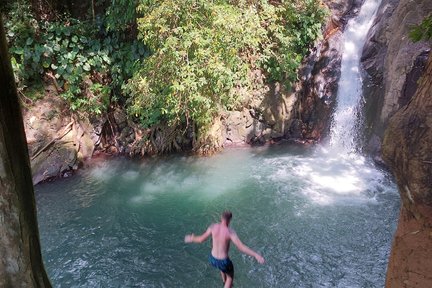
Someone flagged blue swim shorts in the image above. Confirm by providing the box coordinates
[209,254,234,276]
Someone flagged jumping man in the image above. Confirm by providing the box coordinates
[185,211,265,288]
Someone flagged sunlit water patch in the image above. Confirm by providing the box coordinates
[270,146,391,206]
[36,145,399,287]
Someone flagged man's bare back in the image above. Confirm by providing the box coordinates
[209,223,232,259]
[185,211,264,288]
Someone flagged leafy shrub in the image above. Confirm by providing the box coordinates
[4,1,146,114]
[127,1,265,129]
[3,1,38,85]
[105,0,138,32]
[127,0,326,136]
[261,0,327,82]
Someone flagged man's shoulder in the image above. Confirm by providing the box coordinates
[209,223,218,230]
[228,227,237,235]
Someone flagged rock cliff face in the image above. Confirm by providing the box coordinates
[23,93,102,184]
[288,0,365,142]
[361,0,432,158]
[382,52,432,288]
[361,0,432,286]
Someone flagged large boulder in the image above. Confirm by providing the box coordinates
[23,95,102,184]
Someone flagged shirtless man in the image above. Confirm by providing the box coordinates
[184,211,265,288]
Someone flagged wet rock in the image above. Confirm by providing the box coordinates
[289,0,365,142]
[383,51,432,287]
[78,131,95,160]
[88,114,105,146]
[196,117,225,154]
[289,119,304,139]
[31,142,78,184]
[361,0,432,156]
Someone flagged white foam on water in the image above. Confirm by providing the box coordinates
[130,170,180,204]
[88,162,117,182]
[129,151,255,204]
[130,193,156,204]
[196,166,246,199]
[121,170,139,181]
[265,145,389,206]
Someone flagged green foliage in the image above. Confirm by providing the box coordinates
[410,14,432,42]
[262,0,327,82]
[3,2,37,82]
[105,0,138,32]
[24,83,46,101]
[4,1,146,115]
[4,0,326,142]
[128,1,264,128]
[127,0,326,134]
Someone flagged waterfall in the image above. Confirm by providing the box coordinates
[296,0,390,206]
[329,0,382,153]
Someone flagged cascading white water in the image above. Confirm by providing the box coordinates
[291,0,388,205]
[329,0,382,153]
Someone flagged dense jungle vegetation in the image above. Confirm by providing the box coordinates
[2,0,327,144]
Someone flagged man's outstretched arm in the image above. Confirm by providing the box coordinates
[230,231,265,264]
[185,226,212,243]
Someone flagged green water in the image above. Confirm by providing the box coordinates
[35,145,400,287]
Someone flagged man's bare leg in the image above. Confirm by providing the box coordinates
[224,274,233,288]
[220,271,226,283]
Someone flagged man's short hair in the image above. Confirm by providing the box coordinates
[222,211,232,222]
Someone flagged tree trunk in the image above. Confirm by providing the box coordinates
[0,17,52,288]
